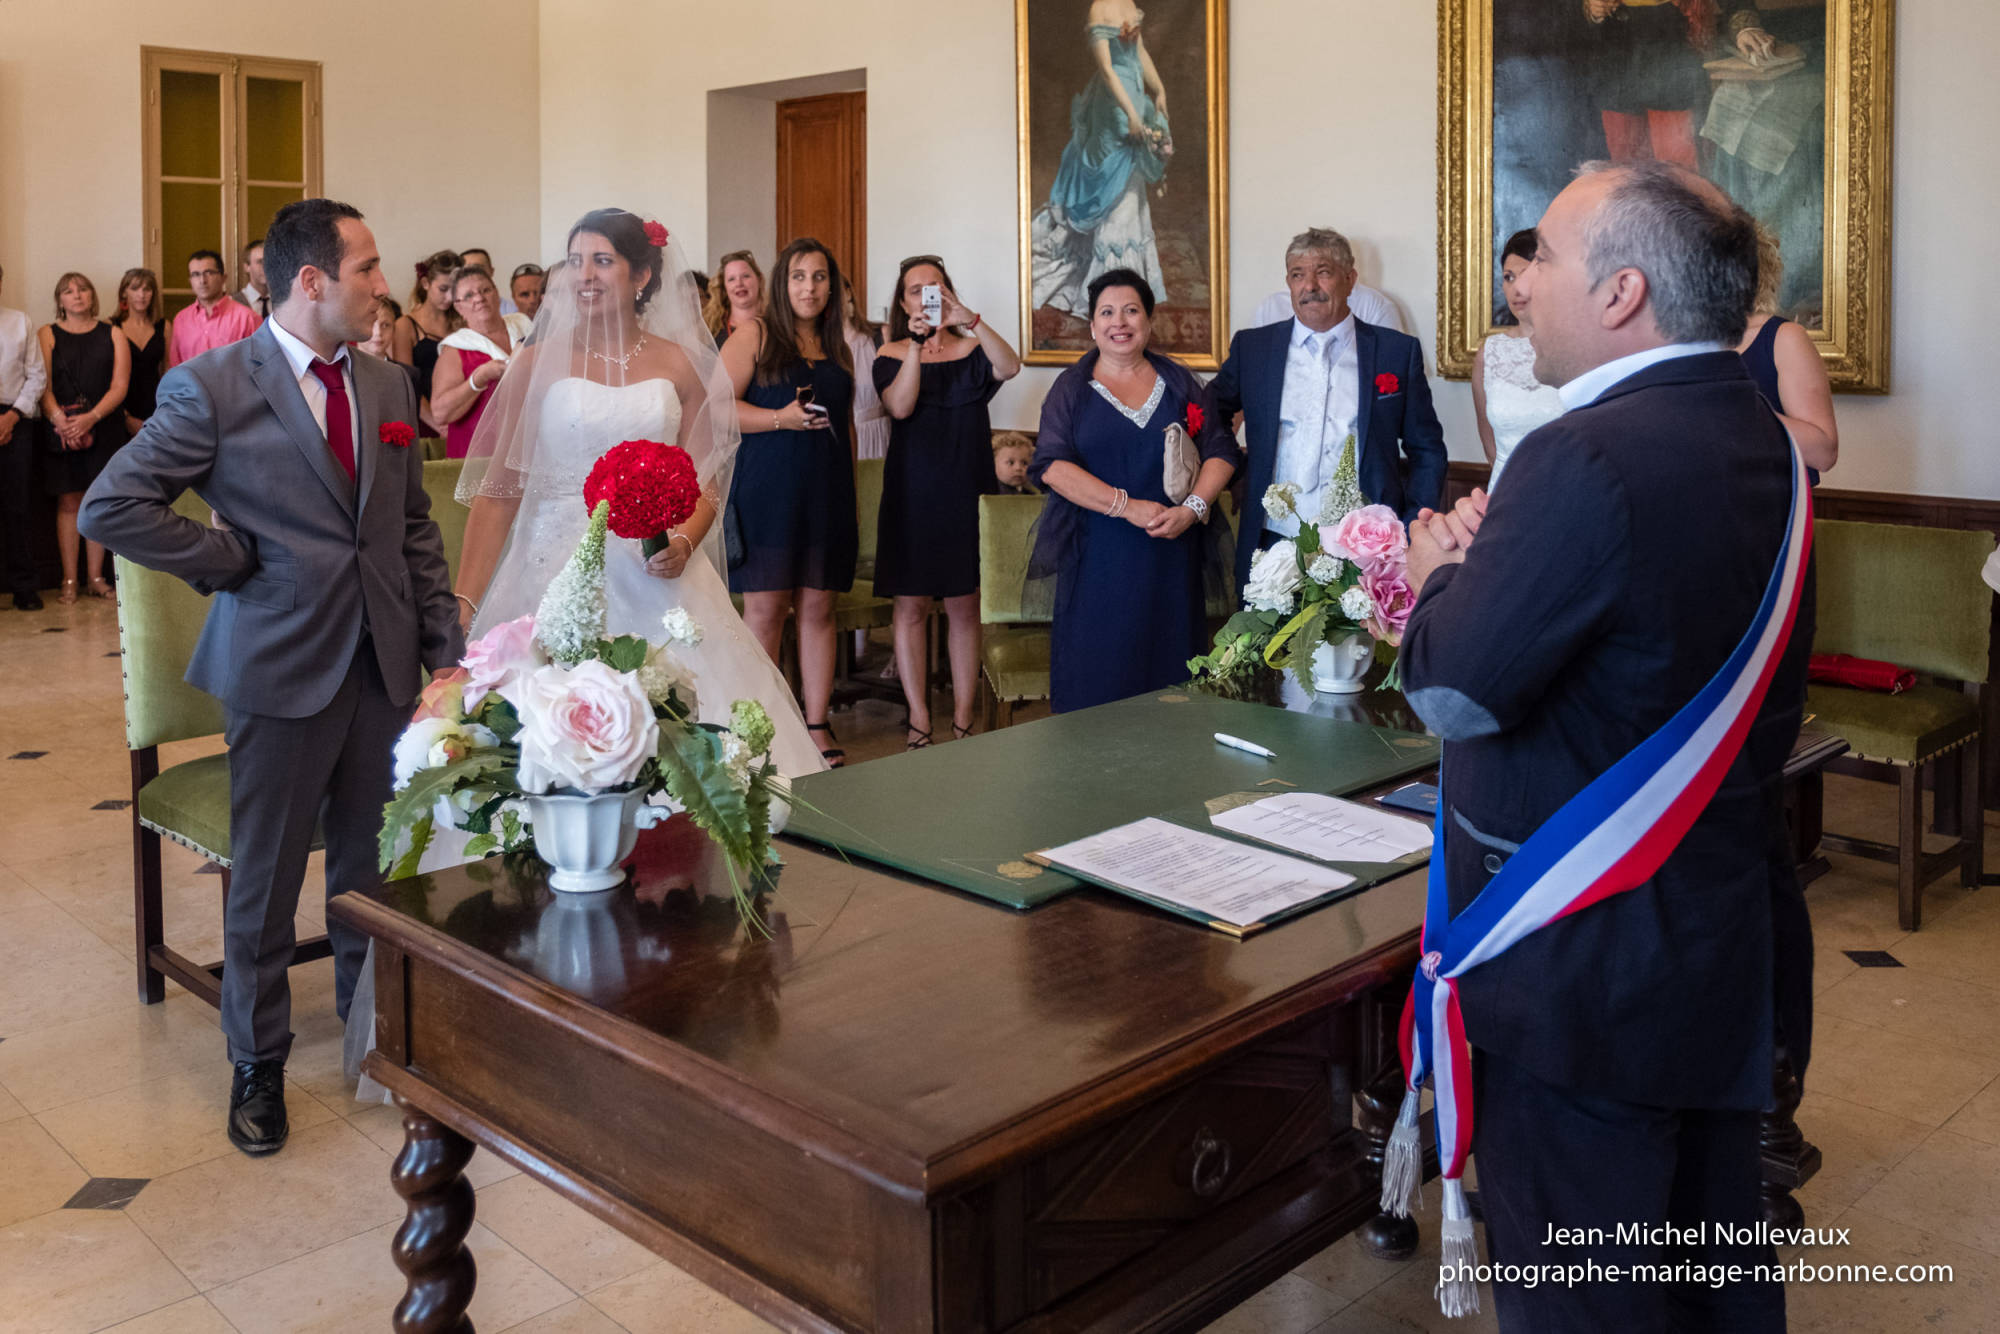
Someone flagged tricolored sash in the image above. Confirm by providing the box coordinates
[1381,443,1813,1316]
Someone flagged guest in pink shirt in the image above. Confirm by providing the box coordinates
[168,250,258,367]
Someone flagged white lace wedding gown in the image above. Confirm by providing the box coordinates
[1481,332,1565,492]
[474,376,825,780]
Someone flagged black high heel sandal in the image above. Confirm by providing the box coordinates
[952,722,975,741]
[807,722,846,768]
[905,726,933,751]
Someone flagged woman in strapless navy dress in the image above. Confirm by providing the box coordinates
[1736,227,1837,482]
[720,237,860,766]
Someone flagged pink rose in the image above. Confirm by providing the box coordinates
[461,615,542,706]
[1361,567,1416,645]
[1332,504,1408,574]
[515,660,660,794]
[413,667,469,722]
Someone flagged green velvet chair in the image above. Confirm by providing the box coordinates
[422,457,469,585]
[1811,519,1994,930]
[837,456,894,638]
[978,493,1051,728]
[117,493,330,1007]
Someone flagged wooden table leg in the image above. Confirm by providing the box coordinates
[1354,991,1421,1261]
[391,1099,478,1334]
[1759,1045,1820,1228]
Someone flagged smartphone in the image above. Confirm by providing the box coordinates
[921,284,943,330]
[795,384,829,426]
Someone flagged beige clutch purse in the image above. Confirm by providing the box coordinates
[1162,422,1199,504]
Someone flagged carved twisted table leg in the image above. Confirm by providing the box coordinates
[391,1099,478,1334]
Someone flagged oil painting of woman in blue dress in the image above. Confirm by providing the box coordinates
[1021,0,1226,366]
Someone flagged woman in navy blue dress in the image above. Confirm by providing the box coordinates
[1736,226,1837,483]
[721,237,859,765]
[1028,270,1235,713]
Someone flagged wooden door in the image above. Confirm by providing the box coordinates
[774,91,866,311]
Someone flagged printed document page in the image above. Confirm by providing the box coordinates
[1211,792,1433,862]
[1039,818,1355,928]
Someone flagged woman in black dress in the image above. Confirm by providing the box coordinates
[111,269,170,435]
[393,248,461,434]
[721,237,859,766]
[874,256,1021,747]
[37,272,128,601]
[1736,224,1837,483]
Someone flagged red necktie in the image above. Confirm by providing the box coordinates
[309,359,356,481]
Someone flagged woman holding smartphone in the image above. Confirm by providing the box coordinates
[721,236,859,766]
[874,256,1021,748]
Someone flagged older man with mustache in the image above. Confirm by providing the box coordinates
[1211,226,1445,601]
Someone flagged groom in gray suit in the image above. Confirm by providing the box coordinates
[82,199,464,1154]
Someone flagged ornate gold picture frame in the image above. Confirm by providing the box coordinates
[1437,0,1893,391]
[1016,0,1230,369]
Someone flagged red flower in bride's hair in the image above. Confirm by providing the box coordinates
[583,440,700,540]
[1184,402,1206,435]
[380,422,415,448]
[642,221,669,248]
[1375,372,1400,396]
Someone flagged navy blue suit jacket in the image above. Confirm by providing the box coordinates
[1210,317,1447,596]
[1399,352,1810,1111]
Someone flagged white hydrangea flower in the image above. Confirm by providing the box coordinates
[660,607,703,647]
[718,731,754,793]
[637,643,699,716]
[1243,540,1303,614]
[1340,585,1377,623]
[1263,482,1300,521]
[1306,552,1345,585]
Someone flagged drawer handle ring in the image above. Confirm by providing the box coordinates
[1189,1126,1232,1198]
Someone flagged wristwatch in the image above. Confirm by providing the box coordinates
[1181,494,1210,523]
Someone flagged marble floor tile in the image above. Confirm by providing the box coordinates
[584,1259,778,1334]
[0,995,220,1113]
[1790,1090,1937,1220]
[1197,1272,1349,1334]
[1298,1305,1415,1334]
[1853,1130,2000,1259]
[1941,1075,2000,1148]
[1889,895,2000,991]
[496,1298,631,1333]
[124,1118,402,1291]
[1291,1227,1438,1305]
[37,1064,336,1180]
[207,1218,571,1333]
[0,1210,195,1334]
[475,1173,660,1296]
[1817,964,2000,1062]
[0,1115,89,1229]
[0,865,48,914]
[0,1080,25,1123]
[1780,1205,2000,1332]
[1801,1015,2000,1128]
[0,939,142,1042]
[96,1296,239,1333]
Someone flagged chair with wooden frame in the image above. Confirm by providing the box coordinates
[1810,519,1994,929]
[977,493,1051,728]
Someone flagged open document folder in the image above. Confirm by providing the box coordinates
[1036,794,1433,936]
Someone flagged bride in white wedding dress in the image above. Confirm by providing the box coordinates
[454,208,825,780]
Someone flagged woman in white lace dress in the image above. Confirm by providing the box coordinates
[1472,228,1565,492]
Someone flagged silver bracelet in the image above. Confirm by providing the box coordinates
[453,592,479,615]
[1105,487,1129,518]
[1181,494,1209,522]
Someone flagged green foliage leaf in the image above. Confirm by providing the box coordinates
[1284,603,1329,696]
[597,635,649,673]
[462,833,498,859]
[388,814,434,881]
[653,726,754,869]
[378,751,510,871]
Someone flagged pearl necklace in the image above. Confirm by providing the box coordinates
[589,333,648,370]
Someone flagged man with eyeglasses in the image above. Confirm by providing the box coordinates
[510,263,545,322]
[171,249,259,366]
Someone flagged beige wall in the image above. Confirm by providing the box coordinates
[538,0,2000,502]
[0,0,541,331]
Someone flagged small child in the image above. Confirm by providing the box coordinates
[993,431,1037,495]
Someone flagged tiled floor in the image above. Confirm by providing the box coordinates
[2,592,1996,1332]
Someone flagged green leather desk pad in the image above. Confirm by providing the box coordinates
[784,691,1441,909]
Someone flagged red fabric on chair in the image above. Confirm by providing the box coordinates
[1808,653,1917,694]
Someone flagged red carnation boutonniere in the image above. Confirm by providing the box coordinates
[1374,372,1400,396]
[1184,402,1205,435]
[642,220,669,248]
[380,422,416,449]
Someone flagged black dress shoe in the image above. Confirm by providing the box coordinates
[13,592,42,611]
[227,1059,289,1155]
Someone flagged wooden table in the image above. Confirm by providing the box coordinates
[333,812,1430,1332]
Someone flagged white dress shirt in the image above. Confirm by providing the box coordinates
[266,317,361,462]
[1267,314,1359,538]
[0,307,46,419]
[1253,282,1402,333]
[237,285,270,321]
[1557,342,1728,411]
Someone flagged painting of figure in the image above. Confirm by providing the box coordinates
[1491,0,1829,326]
[1018,0,1228,367]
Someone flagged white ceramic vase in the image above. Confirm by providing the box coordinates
[523,788,673,894]
[1311,631,1374,696]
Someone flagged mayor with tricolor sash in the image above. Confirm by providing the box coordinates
[1389,160,1813,1331]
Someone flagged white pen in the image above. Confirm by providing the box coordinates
[1214,732,1277,759]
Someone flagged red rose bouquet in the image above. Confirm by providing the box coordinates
[582,439,701,557]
